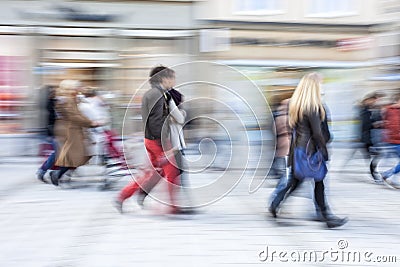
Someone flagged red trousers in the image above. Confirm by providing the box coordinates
[118,138,180,206]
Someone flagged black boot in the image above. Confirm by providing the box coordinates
[322,211,348,229]
[50,171,59,186]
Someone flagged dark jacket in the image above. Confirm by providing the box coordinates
[141,85,169,140]
[384,106,400,144]
[289,108,331,167]
[360,105,373,146]
[46,97,56,137]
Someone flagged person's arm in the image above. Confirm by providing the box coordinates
[168,100,185,125]
[309,111,328,160]
[64,99,94,128]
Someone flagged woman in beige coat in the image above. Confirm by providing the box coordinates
[50,80,99,186]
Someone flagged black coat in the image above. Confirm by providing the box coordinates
[288,107,331,167]
[46,98,56,137]
[360,106,372,146]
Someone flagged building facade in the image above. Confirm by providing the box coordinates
[195,0,400,141]
[0,0,199,156]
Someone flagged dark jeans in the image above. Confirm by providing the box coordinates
[39,139,57,172]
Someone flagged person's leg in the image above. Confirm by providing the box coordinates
[162,156,180,208]
[50,166,70,186]
[381,144,400,179]
[314,180,348,228]
[144,139,180,208]
[313,180,328,214]
[269,157,288,203]
[136,171,162,207]
[269,172,301,217]
[37,139,58,182]
[114,169,157,213]
[392,145,400,175]
[119,171,154,201]
[43,152,56,171]
[138,148,187,207]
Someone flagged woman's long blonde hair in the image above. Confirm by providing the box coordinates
[288,72,325,128]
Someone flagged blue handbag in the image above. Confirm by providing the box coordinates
[293,130,327,181]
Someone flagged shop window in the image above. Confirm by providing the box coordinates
[307,0,358,17]
[0,56,27,134]
[234,0,284,15]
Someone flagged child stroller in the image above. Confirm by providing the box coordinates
[57,128,132,190]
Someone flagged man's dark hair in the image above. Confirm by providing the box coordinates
[149,65,175,86]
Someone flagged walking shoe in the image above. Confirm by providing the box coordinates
[113,199,123,214]
[49,171,59,186]
[382,177,400,189]
[371,172,384,184]
[325,216,348,229]
[381,169,393,180]
[36,169,47,183]
[136,189,147,208]
[268,206,277,218]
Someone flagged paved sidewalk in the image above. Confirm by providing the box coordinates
[0,147,399,267]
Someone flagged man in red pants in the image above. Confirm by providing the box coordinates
[115,66,180,213]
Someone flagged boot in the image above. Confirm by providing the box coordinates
[36,169,47,183]
[322,211,348,228]
[113,199,123,214]
[49,171,60,186]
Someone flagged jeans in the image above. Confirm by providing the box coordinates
[382,144,400,178]
[39,139,57,173]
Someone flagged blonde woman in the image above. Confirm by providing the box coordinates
[50,80,100,186]
[269,73,348,228]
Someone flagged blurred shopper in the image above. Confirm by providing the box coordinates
[36,85,57,183]
[136,87,194,210]
[269,73,348,229]
[380,93,400,189]
[269,98,291,201]
[49,80,100,186]
[269,93,292,179]
[78,87,111,158]
[114,66,180,213]
[358,93,384,183]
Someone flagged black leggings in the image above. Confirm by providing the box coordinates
[271,173,327,214]
[57,167,71,179]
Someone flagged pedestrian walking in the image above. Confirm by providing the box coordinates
[136,87,194,210]
[114,66,180,213]
[269,98,291,202]
[49,80,100,186]
[380,92,400,188]
[269,72,348,228]
[36,85,57,183]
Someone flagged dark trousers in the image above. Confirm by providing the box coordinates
[270,170,328,215]
[40,139,57,172]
